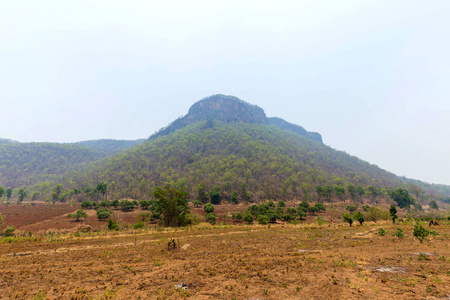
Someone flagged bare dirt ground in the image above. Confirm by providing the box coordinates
[1,220,450,299]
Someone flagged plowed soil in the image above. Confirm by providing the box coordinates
[1,219,450,299]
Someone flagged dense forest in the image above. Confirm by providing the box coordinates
[0,139,144,188]
[68,121,448,204]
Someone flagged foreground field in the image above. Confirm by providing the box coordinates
[1,221,449,299]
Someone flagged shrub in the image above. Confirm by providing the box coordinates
[111,199,120,208]
[243,212,254,224]
[107,218,119,231]
[258,203,270,215]
[365,207,389,223]
[68,209,88,221]
[277,201,286,208]
[204,203,214,213]
[3,226,15,237]
[316,217,326,226]
[389,206,398,224]
[276,207,284,215]
[257,214,269,225]
[185,213,202,225]
[140,200,151,210]
[353,211,364,225]
[153,186,191,227]
[346,205,357,214]
[81,201,95,209]
[396,228,403,239]
[378,228,386,236]
[231,191,238,204]
[413,225,429,243]
[299,201,309,210]
[137,212,150,222]
[149,212,161,221]
[268,200,275,208]
[286,207,297,215]
[296,209,306,220]
[133,222,145,229]
[282,214,296,222]
[206,213,216,225]
[97,208,111,220]
[247,205,259,217]
[193,200,202,207]
[232,212,243,221]
[210,188,221,205]
[362,205,370,212]
[308,206,319,215]
[314,203,326,212]
[120,200,135,211]
[342,213,353,226]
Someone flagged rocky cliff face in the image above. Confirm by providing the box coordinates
[150,94,322,143]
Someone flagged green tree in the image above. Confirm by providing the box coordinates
[243,211,253,224]
[197,182,209,204]
[0,212,3,228]
[308,206,319,215]
[389,205,398,224]
[389,188,415,208]
[314,202,326,212]
[268,199,275,208]
[429,200,439,210]
[193,200,202,207]
[231,212,243,221]
[97,208,111,220]
[18,189,27,204]
[0,186,4,199]
[204,203,214,213]
[52,184,63,204]
[347,184,356,200]
[95,183,108,202]
[206,213,216,225]
[345,205,357,214]
[152,186,191,227]
[209,186,221,205]
[5,188,12,202]
[277,201,286,208]
[353,211,364,225]
[231,191,238,204]
[342,213,353,226]
[68,209,88,221]
[140,199,151,210]
[334,186,345,200]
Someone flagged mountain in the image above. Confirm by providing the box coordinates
[150,94,322,143]
[70,95,449,203]
[0,139,144,188]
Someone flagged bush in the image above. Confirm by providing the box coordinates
[204,203,214,213]
[258,203,270,215]
[353,211,364,225]
[298,201,309,210]
[247,205,259,217]
[362,205,370,212]
[389,206,398,224]
[107,218,119,231]
[314,203,326,212]
[111,199,120,208]
[281,214,296,222]
[193,200,202,207]
[132,222,145,229]
[365,207,389,223]
[315,217,326,226]
[277,201,286,208]
[243,212,254,224]
[206,213,216,225]
[268,200,275,208]
[308,206,319,215]
[3,226,15,237]
[68,209,88,221]
[396,228,403,239]
[286,207,297,215]
[232,212,243,221]
[342,213,353,226]
[153,186,191,227]
[185,213,201,225]
[378,228,386,236]
[120,200,135,211]
[296,209,306,220]
[97,208,111,220]
[413,225,429,243]
[346,205,357,214]
[140,200,151,210]
[257,214,269,225]
[149,212,161,221]
[137,212,150,222]
[81,201,95,209]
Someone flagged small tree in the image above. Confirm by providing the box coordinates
[204,203,214,213]
[107,218,119,230]
[231,212,243,222]
[286,207,297,215]
[277,201,286,208]
[6,188,12,203]
[97,208,111,220]
[389,206,398,224]
[314,203,326,212]
[193,200,202,207]
[121,200,135,211]
[210,186,221,205]
[413,224,429,243]
[231,191,238,204]
[206,213,217,225]
[243,211,253,224]
[362,205,370,212]
[308,206,319,215]
[0,186,4,199]
[257,214,269,225]
[429,200,439,210]
[342,213,353,226]
[68,209,88,222]
[346,205,357,214]
[268,200,275,208]
[353,211,364,225]
[296,209,306,220]
[18,189,27,204]
[389,188,415,208]
[299,201,309,210]
[140,199,151,210]
[152,186,190,227]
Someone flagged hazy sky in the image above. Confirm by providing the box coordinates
[1,1,450,185]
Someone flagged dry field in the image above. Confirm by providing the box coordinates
[1,216,450,299]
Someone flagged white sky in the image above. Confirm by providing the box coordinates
[1,1,450,185]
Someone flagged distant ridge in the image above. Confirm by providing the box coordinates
[150,94,322,143]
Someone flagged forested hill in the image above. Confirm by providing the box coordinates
[76,120,413,202]
[73,139,145,155]
[0,139,144,188]
[150,94,322,143]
